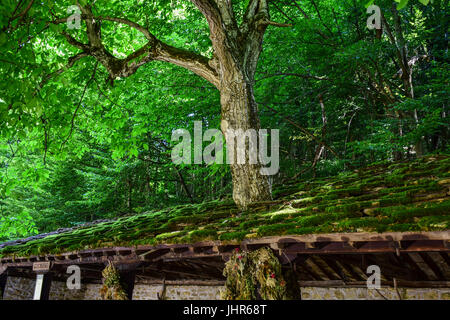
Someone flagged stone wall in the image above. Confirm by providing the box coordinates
[301,287,450,300]
[2,276,449,300]
[3,276,35,300]
[2,277,222,300]
[133,284,222,300]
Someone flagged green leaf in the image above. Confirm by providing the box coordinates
[0,32,7,46]
[365,0,375,8]
[397,0,409,9]
[418,0,430,5]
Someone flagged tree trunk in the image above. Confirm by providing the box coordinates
[390,3,424,157]
[220,75,272,209]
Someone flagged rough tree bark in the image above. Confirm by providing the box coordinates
[52,0,286,209]
[192,0,275,208]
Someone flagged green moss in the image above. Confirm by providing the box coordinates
[326,203,361,214]
[188,229,218,242]
[219,231,248,241]
[155,230,186,241]
[385,201,450,221]
[388,223,422,232]
[286,226,331,235]
[257,223,297,236]
[379,192,414,206]
[239,220,264,230]
[295,213,334,227]
[335,217,390,230]
[417,215,449,229]
[0,154,449,258]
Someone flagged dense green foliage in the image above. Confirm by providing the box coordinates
[0,0,448,241]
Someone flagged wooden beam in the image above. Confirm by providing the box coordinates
[0,273,7,299]
[320,256,352,281]
[297,263,321,281]
[304,257,329,280]
[418,252,445,280]
[408,252,439,281]
[33,273,52,300]
[427,252,450,279]
[119,271,136,300]
[2,231,449,268]
[439,252,450,267]
[400,252,430,280]
[245,231,450,245]
[139,249,170,261]
[341,261,367,282]
[297,280,450,288]
[309,256,340,280]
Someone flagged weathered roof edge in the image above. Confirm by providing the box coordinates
[1,230,448,272]
[0,219,112,249]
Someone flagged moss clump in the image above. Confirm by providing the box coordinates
[222,247,298,300]
[100,262,128,300]
[257,223,297,237]
[219,231,249,241]
[335,217,391,231]
[188,229,218,242]
[417,216,449,229]
[383,200,450,221]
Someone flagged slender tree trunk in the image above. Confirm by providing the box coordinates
[127,178,132,212]
[175,166,194,203]
[390,3,424,157]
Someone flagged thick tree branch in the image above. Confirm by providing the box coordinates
[190,0,241,77]
[259,20,292,28]
[290,0,309,19]
[61,31,89,51]
[53,4,219,88]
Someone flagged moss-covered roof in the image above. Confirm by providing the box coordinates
[1,155,449,258]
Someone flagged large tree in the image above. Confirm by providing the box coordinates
[33,0,289,209]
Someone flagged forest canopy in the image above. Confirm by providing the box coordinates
[0,0,448,241]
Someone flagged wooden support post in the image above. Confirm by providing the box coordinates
[119,271,136,300]
[0,273,7,300]
[33,273,53,300]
